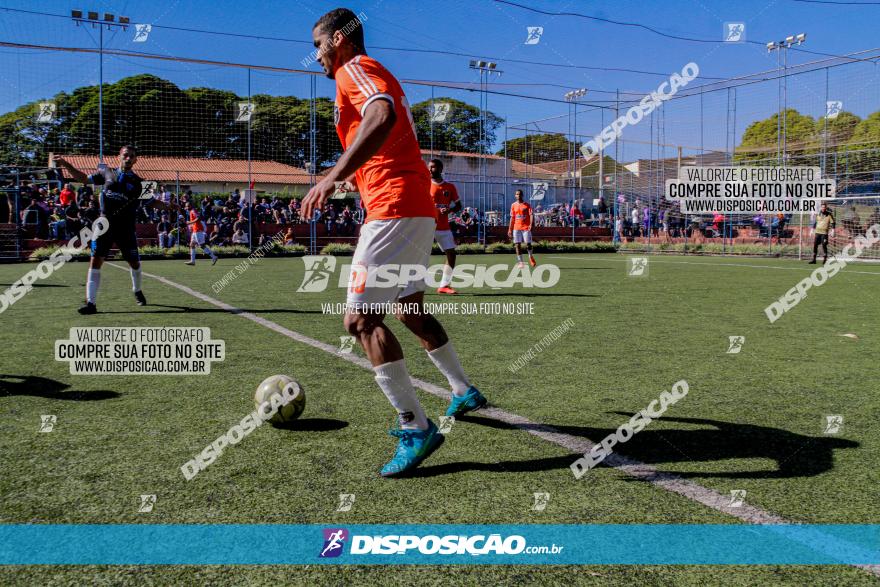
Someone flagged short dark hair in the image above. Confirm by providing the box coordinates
[314,8,366,53]
[120,145,137,153]
[429,159,444,171]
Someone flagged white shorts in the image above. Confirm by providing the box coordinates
[512,229,533,244]
[190,231,206,246]
[434,229,456,251]
[347,217,435,309]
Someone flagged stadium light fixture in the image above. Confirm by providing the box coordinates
[469,59,503,76]
[766,41,777,52]
[564,88,588,101]
[71,9,134,162]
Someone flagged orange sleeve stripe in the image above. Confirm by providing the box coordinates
[344,61,378,97]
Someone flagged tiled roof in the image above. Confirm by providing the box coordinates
[420,149,505,160]
[50,154,314,185]
[509,160,558,177]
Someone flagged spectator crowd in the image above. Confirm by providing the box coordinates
[3,182,361,248]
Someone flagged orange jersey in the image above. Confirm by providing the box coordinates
[510,201,533,231]
[334,54,435,223]
[430,181,459,231]
[189,210,205,233]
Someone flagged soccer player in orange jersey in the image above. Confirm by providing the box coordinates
[183,203,217,266]
[508,189,536,268]
[428,159,461,294]
[302,8,487,477]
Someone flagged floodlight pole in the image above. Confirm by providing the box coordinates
[469,60,502,245]
[767,33,806,253]
[564,89,588,242]
[767,34,806,168]
[72,11,131,163]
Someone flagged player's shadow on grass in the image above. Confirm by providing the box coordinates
[412,413,858,479]
[0,374,119,401]
[270,418,348,432]
[96,304,322,315]
[0,283,69,288]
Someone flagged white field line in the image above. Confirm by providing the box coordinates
[109,262,880,575]
[547,255,880,276]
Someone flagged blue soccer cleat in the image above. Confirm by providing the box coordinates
[380,419,445,478]
[445,386,488,418]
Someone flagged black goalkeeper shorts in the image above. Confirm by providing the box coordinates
[91,224,140,261]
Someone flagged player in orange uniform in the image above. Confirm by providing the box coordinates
[428,159,461,294]
[302,8,487,477]
[508,189,536,268]
[183,203,217,266]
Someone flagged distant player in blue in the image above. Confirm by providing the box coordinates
[78,145,175,315]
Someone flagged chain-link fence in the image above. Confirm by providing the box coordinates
[1,8,879,259]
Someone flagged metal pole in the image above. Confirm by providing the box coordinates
[430,85,434,156]
[776,49,782,166]
[483,70,486,245]
[309,75,317,186]
[504,122,508,226]
[175,171,181,252]
[569,100,575,242]
[822,67,829,175]
[98,25,104,163]
[783,45,788,166]
[614,90,620,246]
[247,68,253,253]
[598,102,604,230]
[14,168,21,257]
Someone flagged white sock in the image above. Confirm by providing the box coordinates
[516,253,523,262]
[440,265,453,288]
[130,267,142,292]
[203,246,215,259]
[190,248,196,262]
[373,359,428,430]
[528,249,535,259]
[427,341,471,396]
[86,268,101,304]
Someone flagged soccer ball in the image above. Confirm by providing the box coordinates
[254,374,306,425]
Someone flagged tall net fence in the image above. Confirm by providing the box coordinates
[506,50,880,259]
[1,7,879,258]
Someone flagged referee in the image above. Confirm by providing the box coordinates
[809,202,836,265]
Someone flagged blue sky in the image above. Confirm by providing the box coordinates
[1,0,879,159]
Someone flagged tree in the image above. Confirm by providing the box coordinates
[842,111,880,175]
[735,109,817,165]
[815,111,860,147]
[848,111,880,145]
[410,97,503,153]
[497,133,577,164]
[0,74,342,169]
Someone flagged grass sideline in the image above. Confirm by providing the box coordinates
[23,238,829,263]
[1,253,878,584]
